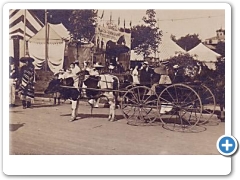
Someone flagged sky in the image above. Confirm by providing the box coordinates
[98,9,225,41]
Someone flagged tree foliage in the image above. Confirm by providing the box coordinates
[68,10,97,42]
[142,9,157,27]
[165,52,212,83]
[131,9,162,57]
[215,41,225,57]
[171,34,201,51]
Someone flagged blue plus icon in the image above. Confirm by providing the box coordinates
[217,135,238,156]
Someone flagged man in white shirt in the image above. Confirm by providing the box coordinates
[70,60,81,88]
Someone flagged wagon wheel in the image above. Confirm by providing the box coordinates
[121,86,160,126]
[158,84,203,132]
[196,84,216,125]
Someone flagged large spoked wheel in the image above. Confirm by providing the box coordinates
[121,86,160,126]
[196,84,216,125]
[158,84,203,133]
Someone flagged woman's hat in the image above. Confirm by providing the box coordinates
[59,69,65,73]
[20,57,34,63]
[74,60,79,64]
[173,64,179,69]
[93,64,104,68]
[108,64,115,70]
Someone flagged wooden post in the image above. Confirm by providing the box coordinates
[45,10,48,71]
[23,9,26,57]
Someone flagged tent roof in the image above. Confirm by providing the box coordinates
[9,9,44,40]
[130,50,144,61]
[188,43,221,62]
[157,34,186,60]
[49,23,70,40]
[29,23,70,43]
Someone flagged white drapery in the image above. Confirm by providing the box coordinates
[28,41,65,73]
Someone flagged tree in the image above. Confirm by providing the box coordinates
[131,9,162,57]
[172,34,201,51]
[142,9,157,27]
[68,10,97,42]
[215,41,225,57]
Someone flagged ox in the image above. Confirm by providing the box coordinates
[44,73,119,122]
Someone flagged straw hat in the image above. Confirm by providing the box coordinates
[94,64,104,68]
[59,69,65,73]
[20,57,34,63]
[173,64,179,69]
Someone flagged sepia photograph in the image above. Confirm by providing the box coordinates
[8,7,227,156]
[2,1,234,176]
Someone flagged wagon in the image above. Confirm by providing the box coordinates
[59,70,216,133]
[119,76,216,133]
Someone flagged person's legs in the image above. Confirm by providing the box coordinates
[9,79,16,106]
[21,95,27,109]
[57,92,61,105]
[26,97,32,108]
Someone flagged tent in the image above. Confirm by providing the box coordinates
[28,23,70,73]
[29,23,70,43]
[9,9,44,61]
[157,34,186,60]
[188,43,221,70]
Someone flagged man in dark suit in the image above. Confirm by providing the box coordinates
[139,61,154,88]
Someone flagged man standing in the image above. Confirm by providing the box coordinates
[139,61,154,88]
[19,57,35,109]
[9,56,18,107]
[72,60,81,88]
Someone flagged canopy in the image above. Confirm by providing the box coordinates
[188,43,221,62]
[29,23,70,43]
[188,43,221,70]
[28,23,70,73]
[157,33,186,60]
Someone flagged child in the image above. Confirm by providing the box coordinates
[52,72,61,105]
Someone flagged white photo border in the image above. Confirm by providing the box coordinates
[3,2,231,175]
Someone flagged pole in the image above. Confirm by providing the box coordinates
[45,10,48,71]
[23,9,26,57]
[77,40,79,60]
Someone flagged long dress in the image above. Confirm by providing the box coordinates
[19,64,35,102]
[132,69,139,85]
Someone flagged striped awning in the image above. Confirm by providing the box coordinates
[9,9,44,39]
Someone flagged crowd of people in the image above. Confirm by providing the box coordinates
[9,55,167,108]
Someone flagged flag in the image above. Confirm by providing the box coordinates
[118,17,120,26]
[100,10,104,19]
[124,19,125,29]
[130,20,132,28]
[110,12,112,23]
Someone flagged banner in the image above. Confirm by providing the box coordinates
[95,25,131,50]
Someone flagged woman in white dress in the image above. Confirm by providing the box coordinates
[132,66,140,85]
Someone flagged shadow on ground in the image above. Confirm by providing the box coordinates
[10,123,25,132]
[60,113,125,121]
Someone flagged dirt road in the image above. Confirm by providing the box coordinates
[9,99,224,155]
